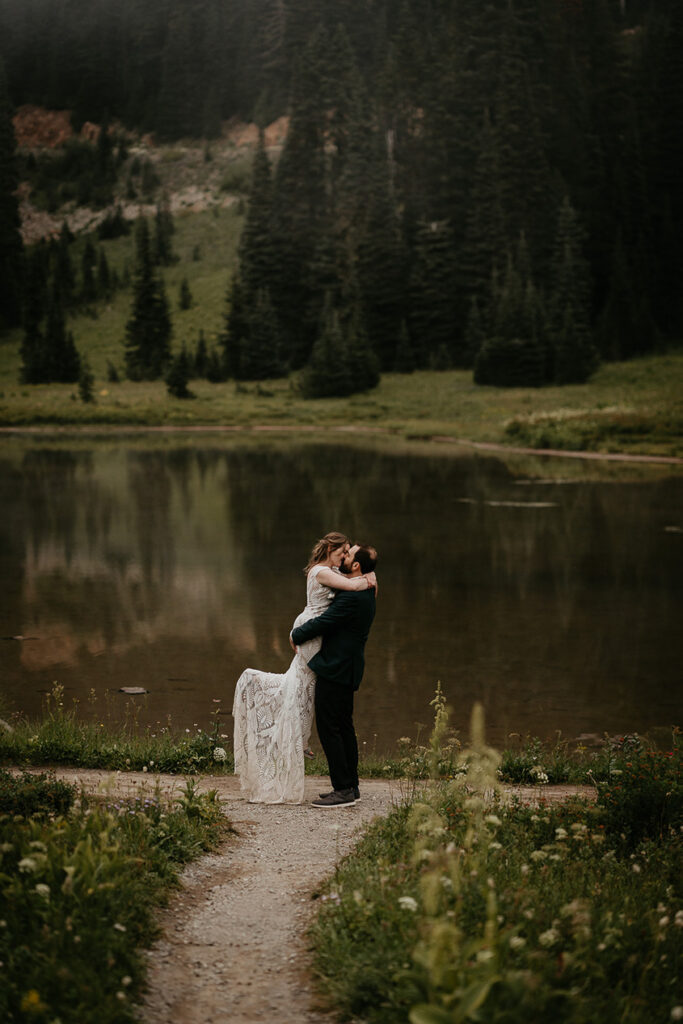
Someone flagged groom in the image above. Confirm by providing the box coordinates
[290,543,377,808]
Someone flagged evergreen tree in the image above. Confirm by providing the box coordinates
[78,357,95,403]
[154,199,175,266]
[302,306,353,399]
[461,110,506,310]
[549,196,598,381]
[393,321,415,374]
[166,343,193,398]
[222,273,248,379]
[345,305,380,392]
[238,130,275,296]
[52,223,76,308]
[179,276,192,310]
[194,329,208,377]
[269,27,329,368]
[0,58,22,330]
[240,288,286,381]
[124,218,172,380]
[409,220,459,368]
[81,239,97,303]
[97,248,111,298]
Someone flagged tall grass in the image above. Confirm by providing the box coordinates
[0,770,226,1023]
[309,705,682,1024]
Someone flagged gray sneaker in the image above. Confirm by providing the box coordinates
[311,789,356,808]
[318,787,360,802]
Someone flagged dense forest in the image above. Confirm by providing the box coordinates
[0,0,681,391]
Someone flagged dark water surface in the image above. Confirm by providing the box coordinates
[1,435,681,751]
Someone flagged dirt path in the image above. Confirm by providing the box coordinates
[42,769,595,1023]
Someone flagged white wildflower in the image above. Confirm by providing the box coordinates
[489,841,502,851]
[530,850,547,862]
[671,1009,683,1022]
[485,814,502,827]
[659,916,670,928]
[476,950,494,963]
[121,976,132,987]
[674,910,683,927]
[18,857,37,873]
[35,884,50,899]
[113,922,127,932]
[555,827,568,840]
[398,896,418,912]
[539,928,560,948]
[632,863,641,874]
[213,747,227,762]
[509,936,526,950]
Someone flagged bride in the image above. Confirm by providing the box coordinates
[232,532,376,804]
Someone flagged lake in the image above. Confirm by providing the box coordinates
[1,433,681,752]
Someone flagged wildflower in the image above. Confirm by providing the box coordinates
[116,991,127,1001]
[485,814,502,827]
[632,863,641,874]
[674,910,683,927]
[29,841,47,852]
[509,936,526,950]
[555,827,568,840]
[539,928,560,948]
[213,747,227,762]
[489,841,502,851]
[121,976,132,987]
[530,850,547,862]
[671,1009,683,1022]
[142,766,148,773]
[35,884,50,899]
[398,896,418,912]
[113,922,127,932]
[20,991,47,1014]
[476,949,494,963]
[520,864,529,875]
[659,916,670,928]
[18,857,37,873]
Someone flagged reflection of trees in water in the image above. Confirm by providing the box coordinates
[127,452,175,591]
[3,441,681,740]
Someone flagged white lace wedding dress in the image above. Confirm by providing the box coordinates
[232,564,336,803]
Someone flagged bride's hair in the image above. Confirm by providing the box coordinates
[305,531,348,573]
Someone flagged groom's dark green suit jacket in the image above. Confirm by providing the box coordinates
[291,589,376,690]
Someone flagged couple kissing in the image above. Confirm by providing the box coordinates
[232,532,377,807]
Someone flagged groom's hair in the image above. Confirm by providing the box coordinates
[354,544,377,574]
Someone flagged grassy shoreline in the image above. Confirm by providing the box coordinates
[0,353,681,460]
[0,687,675,787]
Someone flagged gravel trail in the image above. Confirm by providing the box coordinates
[38,769,594,1023]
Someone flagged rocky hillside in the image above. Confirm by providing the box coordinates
[13,106,289,245]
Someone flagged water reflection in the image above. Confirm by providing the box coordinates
[0,437,681,749]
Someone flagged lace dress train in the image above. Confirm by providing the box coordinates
[232,564,335,803]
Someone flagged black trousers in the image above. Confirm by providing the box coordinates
[314,677,359,793]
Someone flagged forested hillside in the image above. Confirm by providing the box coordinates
[0,0,681,391]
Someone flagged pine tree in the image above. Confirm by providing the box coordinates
[345,305,380,392]
[549,196,598,381]
[238,130,275,296]
[240,288,286,381]
[124,218,172,380]
[78,357,95,403]
[302,306,353,399]
[166,343,193,398]
[154,199,175,266]
[194,329,208,377]
[391,320,413,374]
[0,58,23,330]
[97,248,111,298]
[222,273,248,379]
[269,27,329,368]
[52,223,76,309]
[409,220,459,368]
[43,284,81,383]
[81,239,97,303]
[178,276,192,310]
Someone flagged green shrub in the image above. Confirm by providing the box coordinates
[597,731,682,848]
[0,769,75,816]
[0,779,225,1023]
